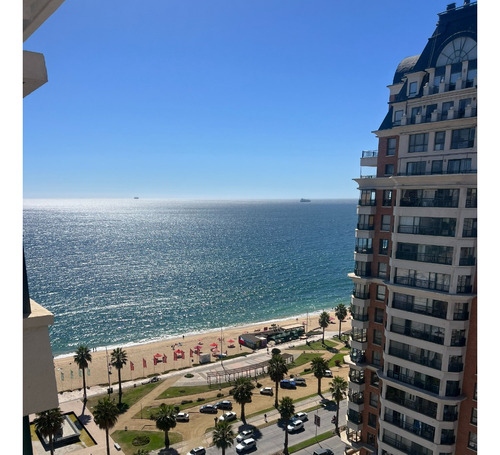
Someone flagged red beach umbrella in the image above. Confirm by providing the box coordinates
[227,339,235,343]
[210,342,218,347]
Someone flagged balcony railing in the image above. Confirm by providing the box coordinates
[397,168,477,177]
[399,197,459,208]
[352,289,370,299]
[357,223,375,230]
[362,150,378,158]
[394,276,450,293]
[385,389,437,419]
[453,310,469,321]
[392,297,447,319]
[347,410,363,425]
[355,246,373,254]
[396,250,453,265]
[351,313,369,322]
[459,257,476,266]
[382,433,433,455]
[390,323,445,345]
[398,225,455,237]
[448,361,464,372]
[386,369,440,394]
[388,346,442,370]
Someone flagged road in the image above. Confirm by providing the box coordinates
[203,400,348,455]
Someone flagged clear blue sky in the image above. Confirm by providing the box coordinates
[20,0,480,199]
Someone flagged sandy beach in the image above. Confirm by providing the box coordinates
[53,311,352,393]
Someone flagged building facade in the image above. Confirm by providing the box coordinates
[346,2,477,455]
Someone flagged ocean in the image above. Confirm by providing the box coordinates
[23,199,356,357]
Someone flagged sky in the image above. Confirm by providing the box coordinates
[19,0,481,200]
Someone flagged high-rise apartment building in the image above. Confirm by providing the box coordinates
[346,2,477,455]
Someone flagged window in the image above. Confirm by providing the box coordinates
[447,158,471,174]
[458,98,472,118]
[370,372,379,387]
[374,308,384,323]
[467,61,477,87]
[387,138,396,156]
[406,161,426,175]
[379,238,389,255]
[468,432,477,451]
[394,110,404,125]
[471,408,477,425]
[409,81,418,97]
[434,131,446,150]
[373,330,383,346]
[382,190,392,206]
[442,101,454,120]
[411,106,422,123]
[376,285,386,301]
[381,215,391,231]
[431,160,443,174]
[360,189,376,206]
[466,188,477,208]
[356,238,373,254]
[425,103,437,121]
[378,262,388,279]
[384,164,394,175]
[409,133,429,152]
[451,128,475,149]
[357,214,374,230]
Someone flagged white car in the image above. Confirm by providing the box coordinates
[324,369,333,377]
[293,412,308,422]
[260,387,273,396]
[235,438,256,453]
[287,419,304,433]
[176,412,190,422]
[188,448,206,455]
[218,411,237,422]
[236,429,254,442]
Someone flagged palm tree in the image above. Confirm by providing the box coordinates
[318,311,330,344]
[74,344,92,402]
[335,303,348,339]
[110,347,128,406]
[278,396,295,455]
[231,376,254,423]
[212,420,235,455]
[151,403,177,449]
[330,375,348,434]
[93,397,119,455]
[310,356,329,395]
[33,408,64,455]
[268,353,288,407]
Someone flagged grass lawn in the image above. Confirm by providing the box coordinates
[156,382,233,400]
[87,381,163,415]
[288,430,334,453]
[290,352,323,368]
[111,429,181,455]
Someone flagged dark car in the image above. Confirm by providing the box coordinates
[200,404,218,414]
[313,449,333,455]
[215,400,233,410]
[280,379,296,389]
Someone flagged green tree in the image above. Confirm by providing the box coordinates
[311,356,329,395]
[93,397,119,455]
[134,450,150,455]
[33,408,64,455]
[212,420,235,455]
[278,396,295,455]
[151,403,177,449]
[73,344,92,402]
[330,375,348,434]
[231,376,254,423]
[318,311,330,344]
[335,303,348,339]
[268,353,288,407]
[110,347,128,407]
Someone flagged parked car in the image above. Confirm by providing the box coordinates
[313,449,333,455]
[219,411,237,422]
[215,400,233,410]
[142,376,160,384]
[287,419,304,432]
[188,447,206,455]
[176,412,190,422]
[324,369,333,377]
[236,429,254,442]
[294,377,307,386]
[260,387,273,396]
[292,412,308,422]
[235,438,256,453]
[199,404,217,414]
[280,379,296,389]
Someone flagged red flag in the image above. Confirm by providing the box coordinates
[163,354,167,363]
[154,357,158,365]
[174,353,177,361]
[143,358,147,368]
[190,348,193,358]
[130,361,135,371]
[181,351,185,359]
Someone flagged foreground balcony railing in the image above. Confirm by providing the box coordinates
[396,250,452,265]
[388,346,442,370]
[394,276,450,293]
[390,323,445,345]
[392,298,447,319]
[386,369,440,394]
[385,388,437,419]
[382,433,433,455]
[398,225,455,237]
[397,168,477,177]
[383,412,436,442]
[399,197,459,208]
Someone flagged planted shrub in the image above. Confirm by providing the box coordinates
[132,435,150,446]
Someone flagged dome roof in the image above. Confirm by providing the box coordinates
[393,55,420,84]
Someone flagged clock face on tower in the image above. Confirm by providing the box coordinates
[436,36,477,66]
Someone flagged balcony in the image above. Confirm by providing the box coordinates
[383,412,436,442]
[394,276,450,293]
[399,197,459,208]
[398,225,455,237]
[395,250,453,266]
[390,323,445,345]
[386,369,440,394]
[360,150,378,168]
[448,361,464,372]
[351,313,369,322]
[392,297,447,319]
[382,433,433,455]
[459,256,476,266]
[385,387,437,419]
[397,167,477,177]
[357,223,375,231]
[388,346,442,370]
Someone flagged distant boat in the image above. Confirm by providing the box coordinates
[300,198,311,203]
[134,197,139,199]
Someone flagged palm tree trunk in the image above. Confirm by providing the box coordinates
[82,367,87,402]
[318,377,322,395]
[338,320,342,339]
[49,434,54,455]
[284,428,289,455]
[105,428,110,455]
[322,327,325,344]
[241,404,246,423]
[335,404,340,435]
[164,430,170,448]
[118,368,122,405]
[274,381,279,408]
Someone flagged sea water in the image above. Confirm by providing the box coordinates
[23,199,356,356]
